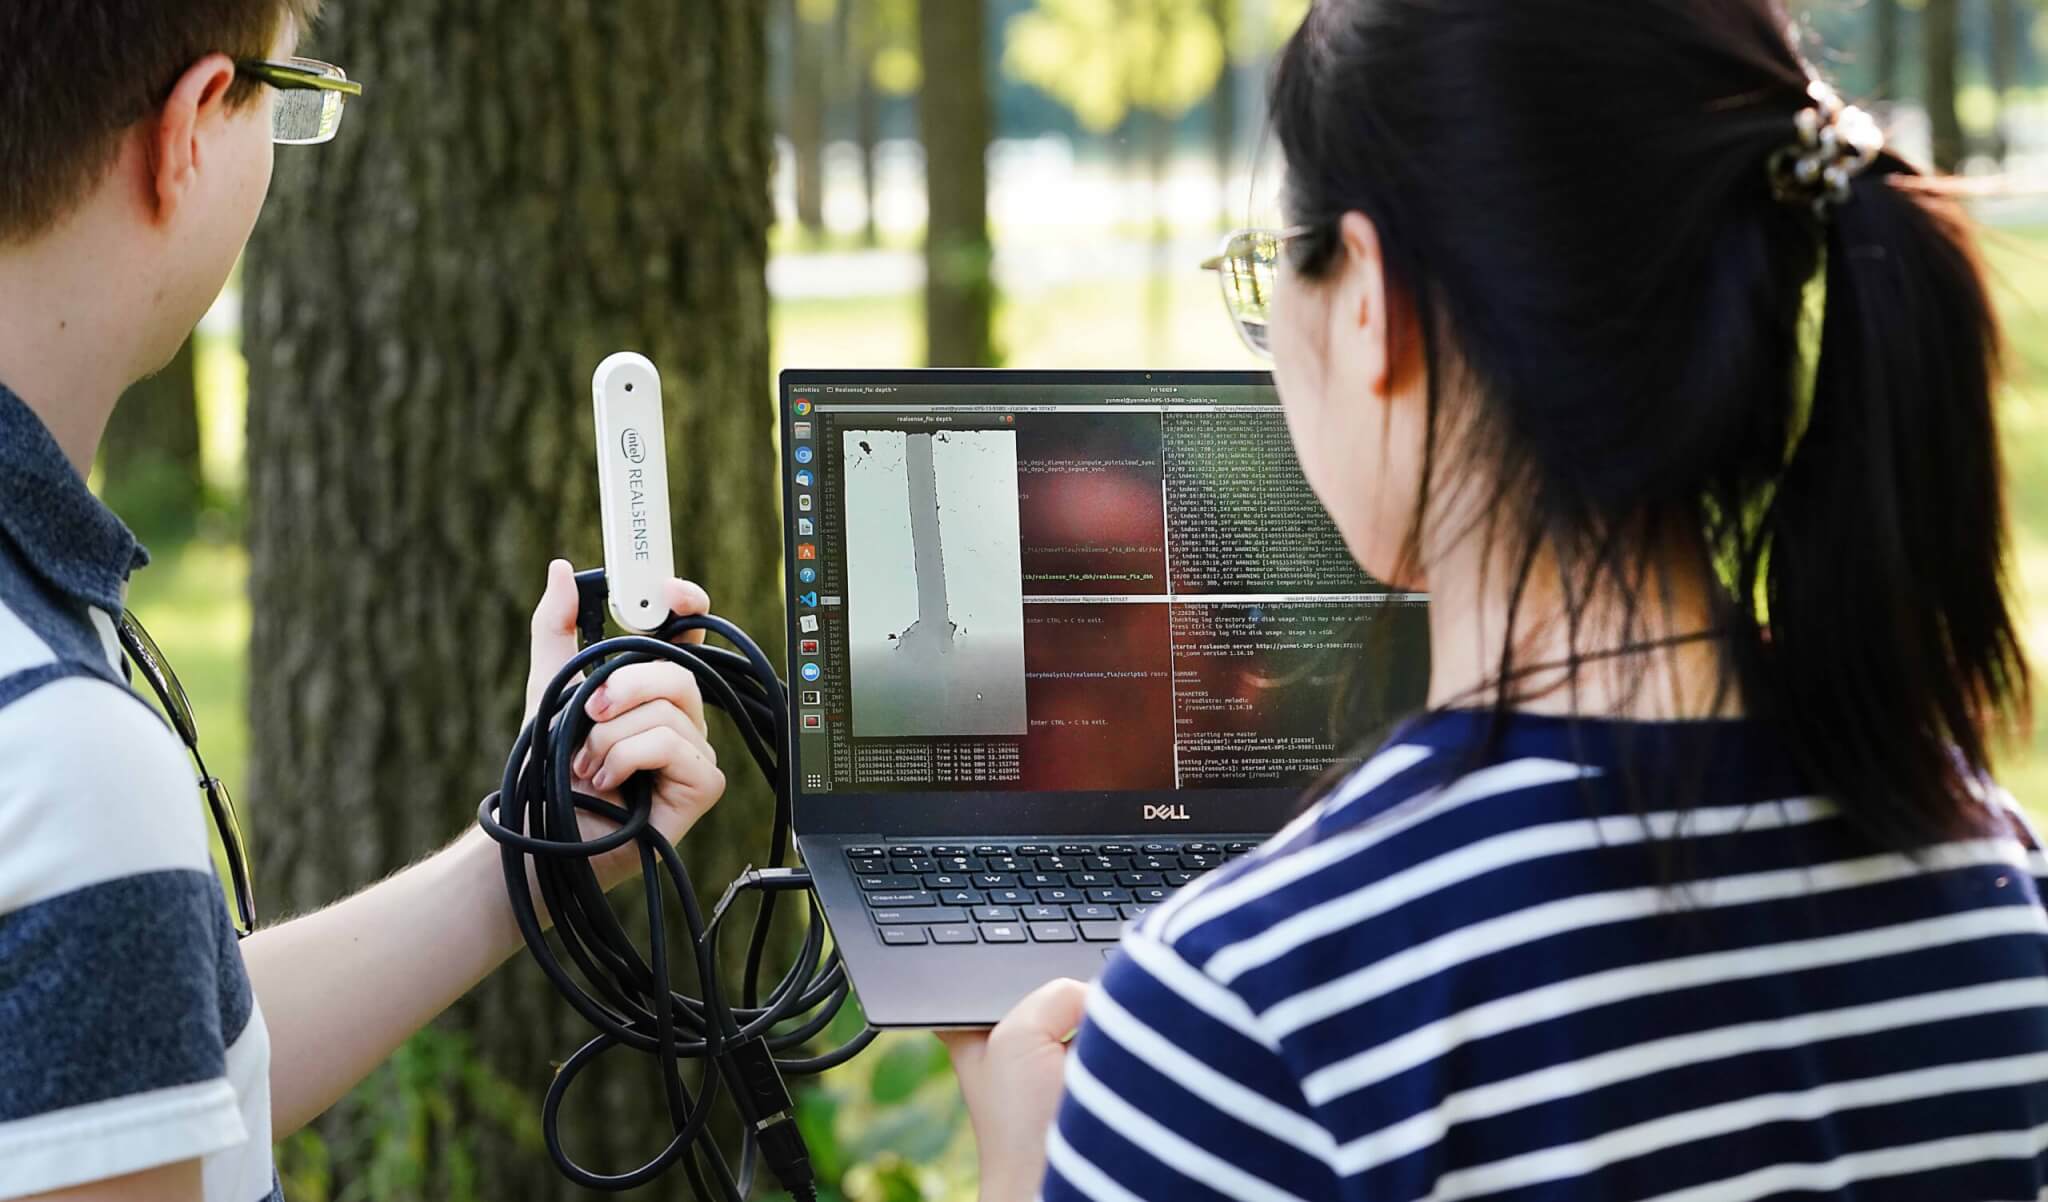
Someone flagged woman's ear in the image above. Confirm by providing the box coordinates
[1336,211,1394,401]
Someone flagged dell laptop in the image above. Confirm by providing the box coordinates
[780,369,1429,1027]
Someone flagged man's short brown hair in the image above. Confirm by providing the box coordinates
[0,0,323,243]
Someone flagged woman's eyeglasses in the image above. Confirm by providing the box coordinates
[117,613,256,937]
[1201,226,1315,360]
[236,57,362,145]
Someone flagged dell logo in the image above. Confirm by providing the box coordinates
[1144,804,1191,821]
[621,427,646,465]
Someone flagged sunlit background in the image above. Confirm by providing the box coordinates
[98,0,2048,1197]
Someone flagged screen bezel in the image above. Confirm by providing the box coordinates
[779,367,1340,838]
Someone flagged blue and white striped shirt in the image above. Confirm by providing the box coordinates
[1048,709,2048,1201]
[0,385,275,1201]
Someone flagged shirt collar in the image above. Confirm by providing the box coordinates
[0,383,149,614]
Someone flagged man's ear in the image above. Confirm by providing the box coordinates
[148,54,240,226]
[1336,210,1394,401]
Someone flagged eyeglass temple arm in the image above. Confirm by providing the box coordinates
[236,60,364,97]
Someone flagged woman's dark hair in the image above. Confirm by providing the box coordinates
[1273,0,2031,850]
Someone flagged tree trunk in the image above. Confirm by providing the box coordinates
[242,3,779,1199]
[1209,0,1237,230]
[918,0,996,367]
[99,335,202,540]
[1991,0,2018,164]
[1873,0,1900,102]
[1925,0,1965,172]
[1146,104,1173,365]
[790,0,829,235]
[854,19,883,247]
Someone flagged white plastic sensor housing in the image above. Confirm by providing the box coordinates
[592,352,676,634]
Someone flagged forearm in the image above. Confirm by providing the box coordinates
[241,825,525,1137]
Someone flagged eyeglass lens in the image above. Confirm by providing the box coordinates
[1218,231,1282,358]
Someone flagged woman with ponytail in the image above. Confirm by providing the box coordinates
[939,2,2043,1200]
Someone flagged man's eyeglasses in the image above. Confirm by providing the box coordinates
[117,613,256,937]
[1201,226,1315,360]
[236,57,362,145]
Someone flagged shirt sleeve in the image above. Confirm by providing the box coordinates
[1041,925,1343,1202]
[0,673,250,1199]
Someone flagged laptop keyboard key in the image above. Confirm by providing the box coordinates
[1116,871,1162,887]
[847,846,887,859]
[1079,921,1124,942]
[1069,871,1112,888]
[981,923,1028,943]
[1022,904,1067,922]
[1057,844,1091,855]
[972,905,1020,922]
[1087,887,1133,905]
[1037,888,1082,905]
[1022,872,1063,889]
[1016,845,1051,857]
[940,889,984,906]
[1071,904,1118,922]
[1165,871,1197,887]
[930,925,978,945]
[851,858,888,874]
[865,891,933,908]
[973,873,1017,889]
[1134,887,1169,902]
[988,889,1032,906]
[1120,904,1153,921]
[982,856,1024,873]
[858,875,919,891]
[874,907,965,924]
[879,927,928,945]
[1029,922,1078,943]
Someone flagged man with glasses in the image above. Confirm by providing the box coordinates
[0,5,729,1201]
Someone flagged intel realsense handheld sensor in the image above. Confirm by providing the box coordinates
[593,352,676,634]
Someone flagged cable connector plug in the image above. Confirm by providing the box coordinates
[573,568,610,650]
[706,866,814,933]
[719,1038,816,1200]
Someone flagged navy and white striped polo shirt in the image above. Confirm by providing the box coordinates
[1048,709,2048,1201]
[0,385,275,1200]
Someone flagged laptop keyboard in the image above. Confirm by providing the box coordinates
[845,839,1259,947]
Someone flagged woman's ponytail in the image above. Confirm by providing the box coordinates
[1756,161,2031,847]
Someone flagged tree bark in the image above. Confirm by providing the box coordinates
[99,335,202,540]
[1924,0,1965,173]
[242,2,779,1198]
[918,0,996,367]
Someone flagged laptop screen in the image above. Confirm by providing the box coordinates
[783,372,1429,801]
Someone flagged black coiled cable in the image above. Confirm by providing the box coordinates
[478,580,875,1200]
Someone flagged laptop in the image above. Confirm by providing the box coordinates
[779,369,1430,1027]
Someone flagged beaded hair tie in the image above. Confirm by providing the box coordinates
[1768,80,1886,219]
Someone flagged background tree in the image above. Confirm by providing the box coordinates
[241,2,781,1197]
[919,0,997,366]
[1007,0,1225,359]
[1872,0,1903,103]
[788,0,831,236]
[1924,0,1965,171]
[98,335,203,542]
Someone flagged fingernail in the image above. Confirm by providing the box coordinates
[572,750,588,776]
[593,769,612,790]
[587,686,609,717]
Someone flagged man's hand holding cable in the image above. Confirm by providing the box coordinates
[524,558,728,893]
